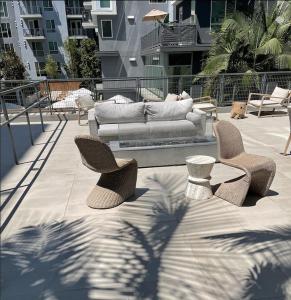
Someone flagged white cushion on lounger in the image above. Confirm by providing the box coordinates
[270,87,289,103]
[249,100,280,107]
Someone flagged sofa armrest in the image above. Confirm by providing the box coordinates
[187,108,207,135]
[88,108,99,137]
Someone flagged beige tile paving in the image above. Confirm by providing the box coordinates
[1,113,291,300]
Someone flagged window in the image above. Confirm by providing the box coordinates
[0,1,8,17]
[0,23,11,38]
[149,0,167,3]
[32,42,44,56]
[43,0,53,11]
[48,41,58,54]
[35,62,46,76]
[0,43,13,51]
[100,0,110,8]
[101,20,112,38]
[169,53,192,66]
[46,20,56,32]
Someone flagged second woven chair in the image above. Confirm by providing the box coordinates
[214,121,276,206]
[75,135,138,209]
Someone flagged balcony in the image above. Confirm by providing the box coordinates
[68,28,88,38]
[20,6,42,18]
[23,28,46,40]
[83,1,92,9]
[141,23,198,54]
[66,7,84,18]
[82,11,97,29]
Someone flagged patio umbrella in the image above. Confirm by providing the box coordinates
[142,9,168,22]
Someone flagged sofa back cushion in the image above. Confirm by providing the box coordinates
[145,98,193,121]
[270,87,290,103]
[95,102,145,124]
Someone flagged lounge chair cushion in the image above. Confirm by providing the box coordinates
[95,102,145,124]
[145,98,193,121]
[165,93,179,102]
[249,100,281,107]
[193,103,216,110]
[270,87,289,103]
[180,91,191,100]
[146,120,197,138]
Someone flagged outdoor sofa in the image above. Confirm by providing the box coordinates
[88,98,207,143]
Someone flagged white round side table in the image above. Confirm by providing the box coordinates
[185,155,215,200]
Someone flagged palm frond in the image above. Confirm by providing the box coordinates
[256,38,283,55]
[202,54,231,75]
[275,54,291,70]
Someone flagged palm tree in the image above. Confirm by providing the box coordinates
[199,0,291,77]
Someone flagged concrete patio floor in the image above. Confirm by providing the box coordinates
[1,112,291,300]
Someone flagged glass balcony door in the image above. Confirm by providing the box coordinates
[27,19,41,36]
[69,20,82,35]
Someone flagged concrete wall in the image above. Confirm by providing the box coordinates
[97,0,168,78]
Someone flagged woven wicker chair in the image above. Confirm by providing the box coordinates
[283,106,291,155]
[75,135,138,209]
[213,121,276,206]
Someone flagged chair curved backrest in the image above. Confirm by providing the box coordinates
[75,135,119,173]
[213,120,245,160]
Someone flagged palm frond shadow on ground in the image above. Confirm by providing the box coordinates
[1,219,96,299]
[204,226,291,299]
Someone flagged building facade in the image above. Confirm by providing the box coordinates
[0,0,98,79]
[89,0,277,79]
[0,0,278,80]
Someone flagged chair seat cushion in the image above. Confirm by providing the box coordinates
[193,103,216,110]
[146,120,197,138]
[249,100,281,107]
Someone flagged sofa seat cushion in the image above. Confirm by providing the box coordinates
[95,102,145,124]
[98,123,148,139]
[145,98,193,121]
[146,120,197,139]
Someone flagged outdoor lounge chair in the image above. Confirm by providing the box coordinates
[75,135,138,209]
[192,96,218,119]
[246,86,290,118]
[75,95,95,125]
[213,120,276,206]
[283,105,291,155]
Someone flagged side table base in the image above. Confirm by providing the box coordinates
[185,178,213,200]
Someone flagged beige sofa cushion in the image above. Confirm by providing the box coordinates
[95,102,145,124]
[145,98,193,121]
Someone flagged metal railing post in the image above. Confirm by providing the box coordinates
[45,80,53,115]
[0,96,18,165]
[34,84,45,132]
[20,90,34,146]
[219,74,225,105]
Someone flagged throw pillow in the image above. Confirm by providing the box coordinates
[107,95,134,104]
[180,91,191,100]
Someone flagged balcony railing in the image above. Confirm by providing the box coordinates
[68,28,87,36]
[23,28,45,37]
[20,6,42,15]
[33,50,45,57]
[141,23,197,52]
[66,7,84,15]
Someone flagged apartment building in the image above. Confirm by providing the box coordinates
[88,0,277,79]
[0,0,98,79]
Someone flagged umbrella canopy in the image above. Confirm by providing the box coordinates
[142,9,168,22]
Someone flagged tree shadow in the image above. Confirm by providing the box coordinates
[204,226,291,299]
